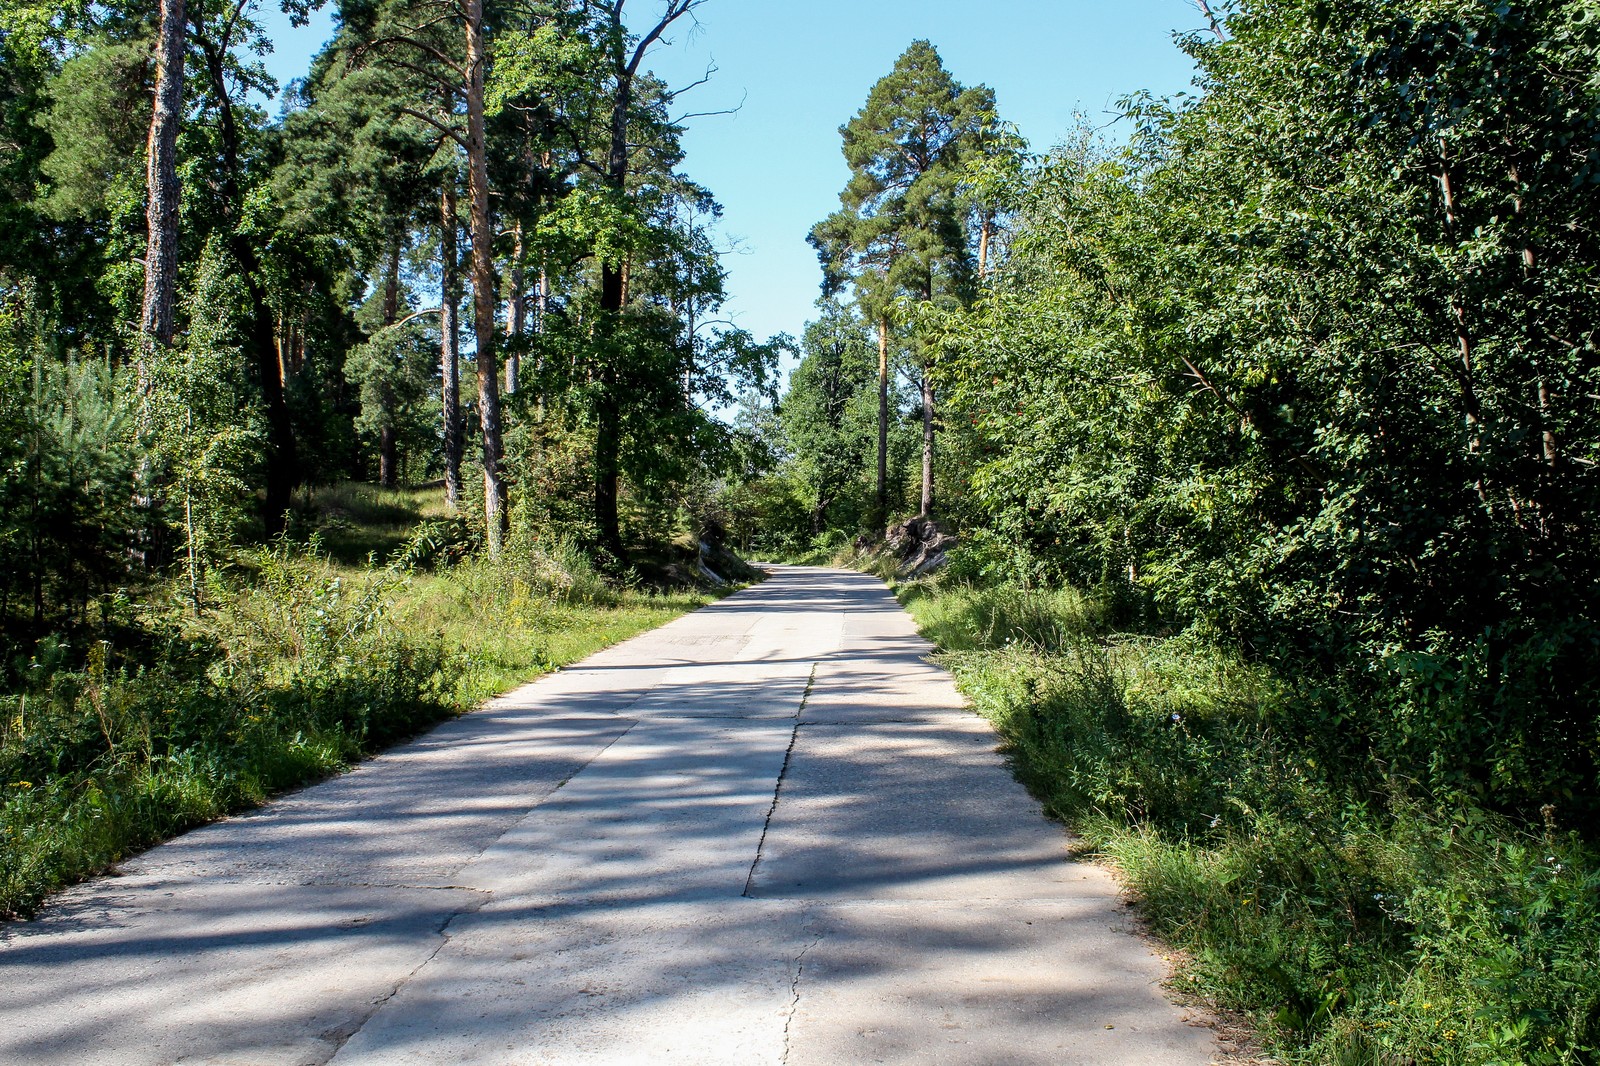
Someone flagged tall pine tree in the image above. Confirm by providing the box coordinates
[809,40,994,526]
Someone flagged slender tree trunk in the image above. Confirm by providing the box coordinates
[378,425,398,488]
[382,242,401,324]
[875,316,889,531]
[378,243,401,488]
[141,0,185,352]
[465,0,506,555]
[1508,163,1558,472]
[536,259,549,333]
[1436,143,1487,512]
[920,373,934,518]
[440,183,464,510]
[251,288,297,535]
[505,220,524,395]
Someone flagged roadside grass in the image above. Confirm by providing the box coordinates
[896,575,1600,1066]
[397,556,709,706]
[0,495,717,919]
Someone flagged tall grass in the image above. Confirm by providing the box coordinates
[1,524,714,918]
[900,575,1600,1065]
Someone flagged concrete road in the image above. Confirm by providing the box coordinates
[0,566,1220,1066]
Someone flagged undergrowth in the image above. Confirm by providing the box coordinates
[0,518,713,919]
[898,577,1600,1066]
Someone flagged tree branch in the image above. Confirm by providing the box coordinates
[673,88,745,125]
[626,0,703,78]
[355,34,467,80]
[369,308,444,336]
[663,62,716,100]
[398,106,470,150]
[1195,0,1228,41]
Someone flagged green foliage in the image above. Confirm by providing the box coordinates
[393,513,482,571]
[781,301,878,533]
[709,468,812,560]
[145,240,269,582]
[344,320,439,485]
[940,0,1600,820]
[0,350,138,657]
[905,576,1600,1064]
[34,34,149,221]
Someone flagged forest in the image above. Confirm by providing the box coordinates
[3,0,1600,1062]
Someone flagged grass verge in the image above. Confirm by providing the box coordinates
[0,492,719,919]
[897,577,1600,1066]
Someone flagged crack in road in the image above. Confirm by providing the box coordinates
[319,894,491,1065]
[780,928,824,1066]
[743,663,814,899]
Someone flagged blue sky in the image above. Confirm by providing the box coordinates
[258,1,1205,347]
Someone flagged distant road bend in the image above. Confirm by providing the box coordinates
[0,565,1220,1065]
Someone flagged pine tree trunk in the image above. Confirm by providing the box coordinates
[465,0,506,555]
[140,0,184,352]
[378,425,398,488]
[977,211,992,280]
[440,183,464,511]
[876,316,889,531]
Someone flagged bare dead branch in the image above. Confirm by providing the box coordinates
[673,88,745,125]
[664,62,717,100]
[626,0,704,78]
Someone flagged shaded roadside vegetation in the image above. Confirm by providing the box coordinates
[1,0,774,921]
[0,484,719,919]
[884,565,1600,1065]
[737,3,1600,1060]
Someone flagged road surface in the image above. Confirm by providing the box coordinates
[0,566,1219,1065]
